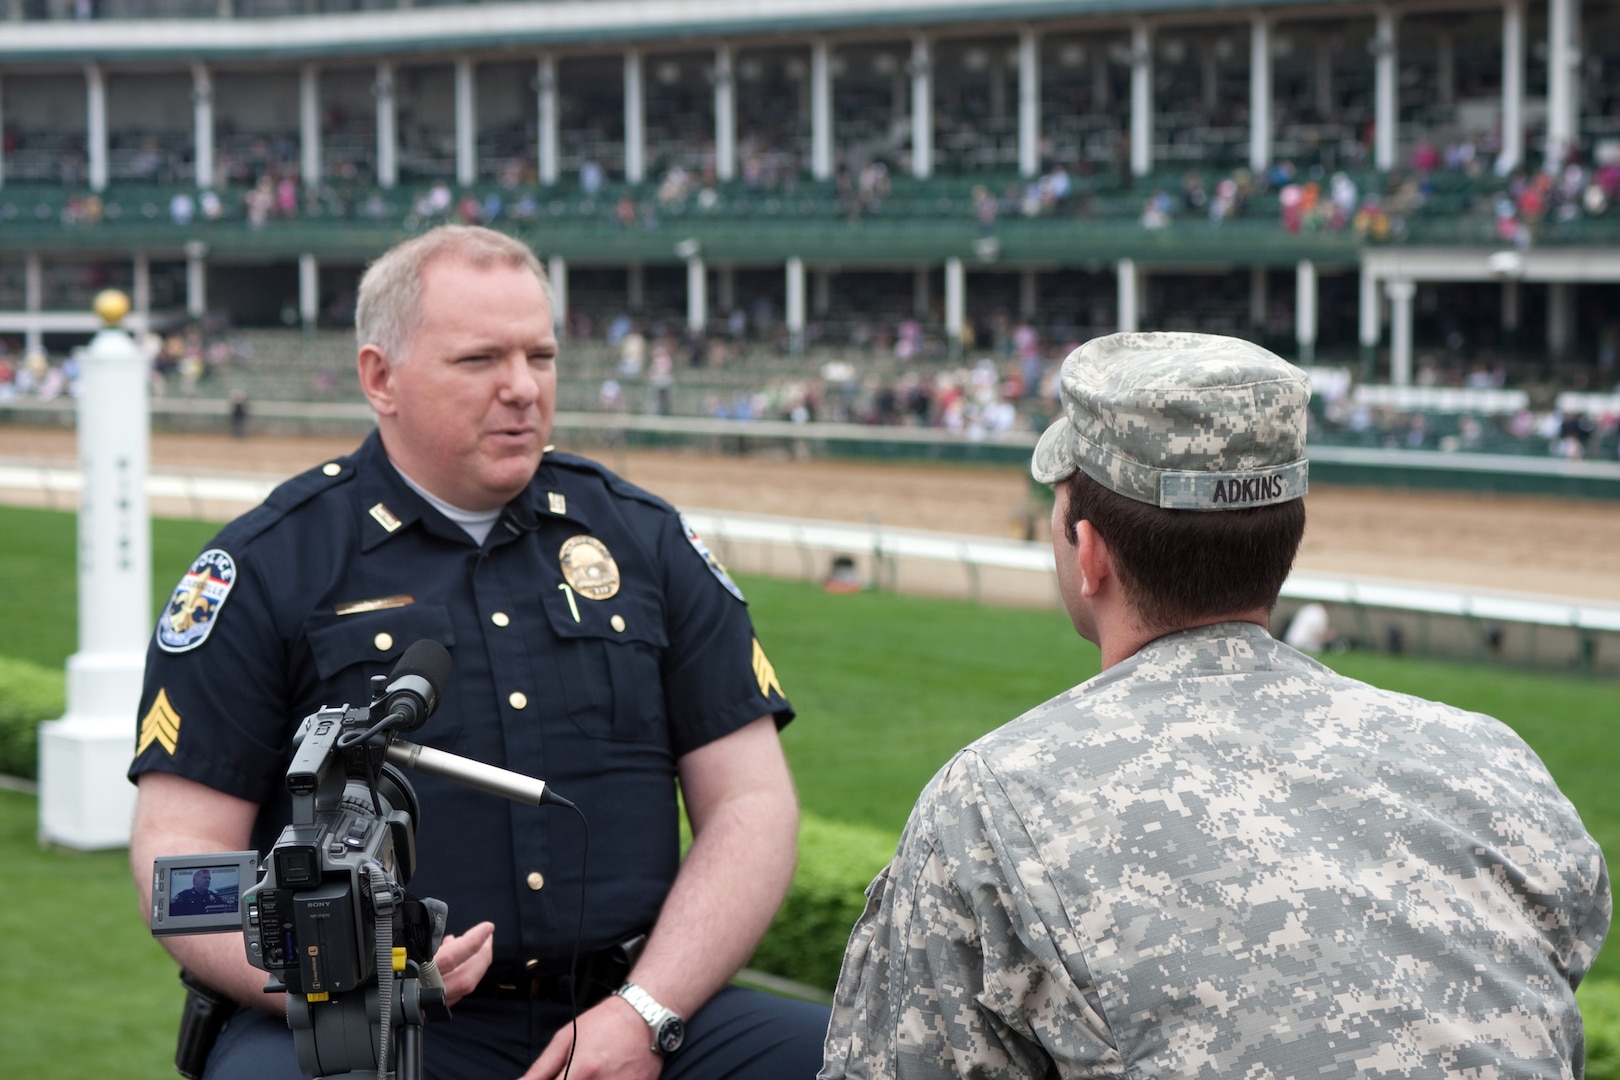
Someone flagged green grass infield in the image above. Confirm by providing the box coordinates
[0,503,1614,1077]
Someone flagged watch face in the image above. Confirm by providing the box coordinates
[656,1017,685,1055]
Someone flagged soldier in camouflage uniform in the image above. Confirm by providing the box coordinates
[821,332,1610,1080]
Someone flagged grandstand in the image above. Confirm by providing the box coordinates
[1,0,1618,441]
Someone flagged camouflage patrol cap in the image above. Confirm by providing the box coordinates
[1031,331,1310,510]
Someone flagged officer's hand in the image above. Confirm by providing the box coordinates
[520,994,661,1080]
[434,921,495,1008]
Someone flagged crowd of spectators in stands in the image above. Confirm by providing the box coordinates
[0,327,254,403]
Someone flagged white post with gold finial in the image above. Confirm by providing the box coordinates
[38,289,150,850]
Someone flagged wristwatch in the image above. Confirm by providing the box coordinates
[614,982,686,1055]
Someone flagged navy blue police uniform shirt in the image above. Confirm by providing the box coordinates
[129,431,794,976]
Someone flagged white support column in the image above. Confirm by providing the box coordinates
[24,252,42,357]
[1295,260,1318,364]
[1249,17,1272,173]
[1545,0,1576,171]
[687,257,708,334]
[910,36,933,179]
[1117,258,1140,333]
[786,256,806,354]
[813,267,831,316]
[913,265,931,317]
[185,241,207,320]
[1250,265,1268,330]
[717,265,736,314]
[1018,26,1041,178]
[627,262,644,312]
[1315,36,1334,119]
[1500,0,1524,174]
[1019,268,1038,318]
[38,294,151,850]
[1547,282,1574,358]
[811,40,833,181]
[86,64,108,192]
[300,64,321,185]
[375,62,397,189]
[945,257,965,356]
[1130,20,1153,178]
[624,49,645,184]
[537,54,559,186]
[1386,279,1415,385]
[548,255,568,338]
[133,252,150,320]
[299,253,318,329]
[455,57,477,188]
[715,44,736,183]
[1359,263,1381,357]
[1374,8,1398,172]
[192,63,215,190]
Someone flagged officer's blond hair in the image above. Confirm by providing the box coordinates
[356,226,550,365]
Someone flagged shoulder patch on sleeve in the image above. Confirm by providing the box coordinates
[682,513,746,603]
[752,637,784,700]
[137,688,182,756]
[157,548,238,653]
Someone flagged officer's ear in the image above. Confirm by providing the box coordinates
[357,343,400,417]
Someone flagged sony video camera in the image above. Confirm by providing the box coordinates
[151,639,571,1080]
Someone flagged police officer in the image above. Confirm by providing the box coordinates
[129,225,829,1080]
[821,332,1610,1079]
[168,867,224,917]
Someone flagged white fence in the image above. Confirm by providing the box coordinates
[7,460,1619,643]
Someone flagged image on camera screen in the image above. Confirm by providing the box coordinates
[166,864,242,917]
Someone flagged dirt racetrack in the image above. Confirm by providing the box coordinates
[3,427,1620,603]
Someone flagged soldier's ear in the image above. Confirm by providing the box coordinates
[357,344,400,417]
[1076,520,1112,599]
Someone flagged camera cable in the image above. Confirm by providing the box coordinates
[559,801,590,1080]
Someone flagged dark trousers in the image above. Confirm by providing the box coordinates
[204,986,830,1079]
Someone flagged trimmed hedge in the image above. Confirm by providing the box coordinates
[1584,980,1620,1080]
[0,656,65,781]
[752,812,898,991]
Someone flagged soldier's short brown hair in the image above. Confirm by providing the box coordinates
[1061,469,1305,631]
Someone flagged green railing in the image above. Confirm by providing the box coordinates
[3,174,1613,266]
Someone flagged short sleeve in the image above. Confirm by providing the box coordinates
[129,540,296,806]
[652,509,792,757]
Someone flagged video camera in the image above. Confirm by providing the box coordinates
[152,639,573,1080]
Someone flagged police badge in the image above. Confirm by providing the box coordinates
[157,548,238,653]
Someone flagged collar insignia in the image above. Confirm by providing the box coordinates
[548,492,567,515]
[369,503,403,532]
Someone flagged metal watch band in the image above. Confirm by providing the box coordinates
[614,982,685,1055]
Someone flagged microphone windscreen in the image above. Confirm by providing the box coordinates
[391,639,453,696]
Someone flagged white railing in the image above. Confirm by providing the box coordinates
[6,459,1619,636]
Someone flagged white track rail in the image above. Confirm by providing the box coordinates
[5,459,1619,635]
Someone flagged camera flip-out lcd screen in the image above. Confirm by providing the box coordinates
[151,851,259,936]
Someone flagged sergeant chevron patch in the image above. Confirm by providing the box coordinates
[138,688,182,756]
[752,638,783,701]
